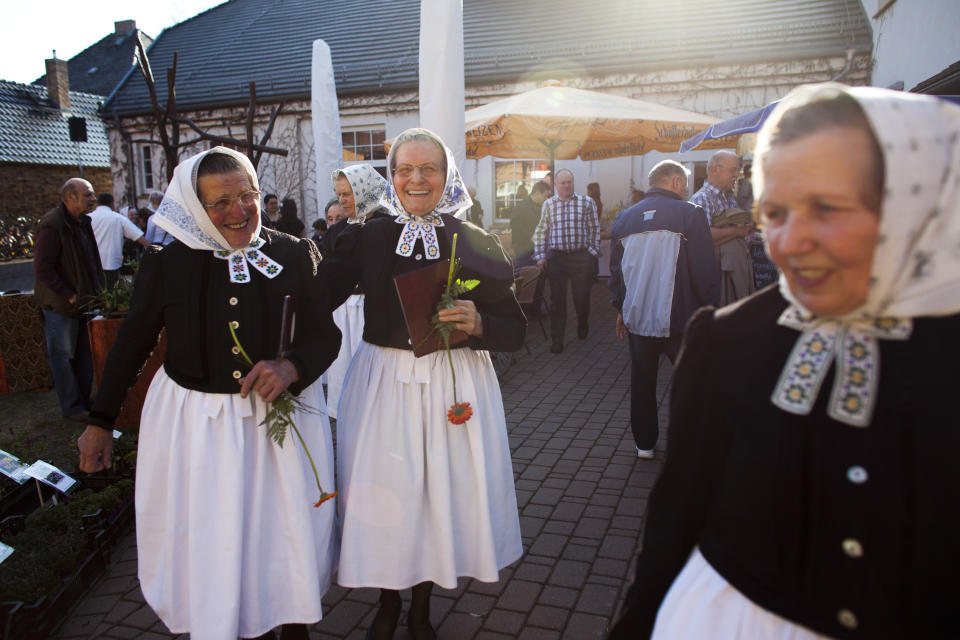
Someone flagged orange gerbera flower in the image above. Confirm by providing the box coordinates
[314,491,338,508]
[447,402,473,425]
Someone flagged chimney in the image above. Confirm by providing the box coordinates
[115,20,136,35]
[44,55,70,111]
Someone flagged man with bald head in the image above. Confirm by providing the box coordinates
[33,178,104,421]
[690,150,755,303]
[533,168,600,353]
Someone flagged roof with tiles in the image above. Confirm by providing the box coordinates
[0,81,111,166]
[33,27,154,98]
[103,0,873,116]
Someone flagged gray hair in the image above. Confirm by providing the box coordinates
[707,150,740,171]
[389,128,448,175]
[648,160,690,187]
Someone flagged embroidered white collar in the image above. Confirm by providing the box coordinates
[771,306,912,427]
[394,212,443,259]
[212,238,284,284]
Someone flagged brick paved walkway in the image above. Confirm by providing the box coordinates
[54,283,672,639]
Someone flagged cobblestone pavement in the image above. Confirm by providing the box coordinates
[54,282,673,639]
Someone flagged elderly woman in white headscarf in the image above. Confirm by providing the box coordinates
[323,164,389,419]
[77,147,341,640]
[324,128,525,640]
[609,85,960,640]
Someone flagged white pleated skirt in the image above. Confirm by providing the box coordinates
[652,548,832,640]
[336,341,523,590]
[325,294,366,419]
[135,368,338,640]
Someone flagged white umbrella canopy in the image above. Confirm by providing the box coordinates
[464,85,724,163]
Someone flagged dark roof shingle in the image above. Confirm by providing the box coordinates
[0,81,111,166]
[104,0,873,116]
[34,28,154,98]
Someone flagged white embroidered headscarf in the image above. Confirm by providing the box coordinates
[754,84,960,426]
[331,164,389,224]
[151,146,282,284]
[379,128,473,259]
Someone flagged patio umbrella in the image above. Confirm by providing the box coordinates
[679,95,960,154]
[679,102,779,153]
[463,85,723,172]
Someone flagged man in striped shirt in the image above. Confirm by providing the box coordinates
[534,169,601,353]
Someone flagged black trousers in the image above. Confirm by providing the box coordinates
[628,332,682,450]
[547,249,595,344]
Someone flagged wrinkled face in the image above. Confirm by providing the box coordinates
[555,171,574,199]
[197,170,260,250]
[334,175,357,218]
[392,139,446,217]
[325,203,345,226]
[264,196,280,218]
[760,127,880,317]
[709,154,741,191]
[64,180,97,217]
[126,207,138,222]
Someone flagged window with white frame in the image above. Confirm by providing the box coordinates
[494,159,550,219]
[342,128,387,178]
[140,145,154,191]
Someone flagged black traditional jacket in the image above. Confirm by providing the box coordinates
[89,229,341,428]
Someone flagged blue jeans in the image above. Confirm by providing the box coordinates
[42,309,93,416]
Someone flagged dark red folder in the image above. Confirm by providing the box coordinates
[393,260,468,357]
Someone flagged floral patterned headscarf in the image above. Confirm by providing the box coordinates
[152,146,282,284]
[331,163,389,224]
[379,128,473,259]
[754,84,960,426]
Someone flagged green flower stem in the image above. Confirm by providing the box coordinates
[446,341,457,404]
[289,420,327,499]
[228,322,254,366]
[446,233,458,291]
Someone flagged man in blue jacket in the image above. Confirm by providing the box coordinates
[608,160,720,458]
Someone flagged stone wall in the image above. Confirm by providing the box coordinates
[0,163,113,221]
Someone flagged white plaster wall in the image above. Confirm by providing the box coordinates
[864,0,960,90]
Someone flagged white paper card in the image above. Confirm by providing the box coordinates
[0,542,13,564]
[24,461,77,494]
[113,430,122,439]
[0,450,30,484]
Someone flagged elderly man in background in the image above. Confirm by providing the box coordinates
[33,178,104,421]
[690,150,755,304]
[88,193,149,288]
[144,191,174,245]
[609,160,720,458]
[533,168,601,353]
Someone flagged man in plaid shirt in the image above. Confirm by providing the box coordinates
[689,150,752,247]
[534,169,601,353]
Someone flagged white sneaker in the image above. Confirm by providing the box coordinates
[636,447,655,459]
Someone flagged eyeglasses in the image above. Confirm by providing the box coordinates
[394,163,441,179]
[203,190,261,214]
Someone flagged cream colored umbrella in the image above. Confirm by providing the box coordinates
[464,85,726,170]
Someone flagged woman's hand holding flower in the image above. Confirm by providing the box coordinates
[240,357,299,402]
[437,299,483,337]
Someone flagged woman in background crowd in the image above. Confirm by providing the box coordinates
[609,84,960,639]
[323,163,390,419]
[277,197,305,237]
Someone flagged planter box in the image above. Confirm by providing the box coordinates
[0,482,57,522]
[87,318,166,429]
[0,483,134,640]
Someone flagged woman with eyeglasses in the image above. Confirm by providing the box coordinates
[324,129,525,640]
[77,146,342,640]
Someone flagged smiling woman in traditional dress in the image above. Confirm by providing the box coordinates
[323,164,390,419]
[77,146,341,640]
[609,85,960,639]
[325,128,524,640]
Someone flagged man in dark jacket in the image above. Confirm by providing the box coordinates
[510,180,551,267]
[608,160,719,458]
[33,178,104,420]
